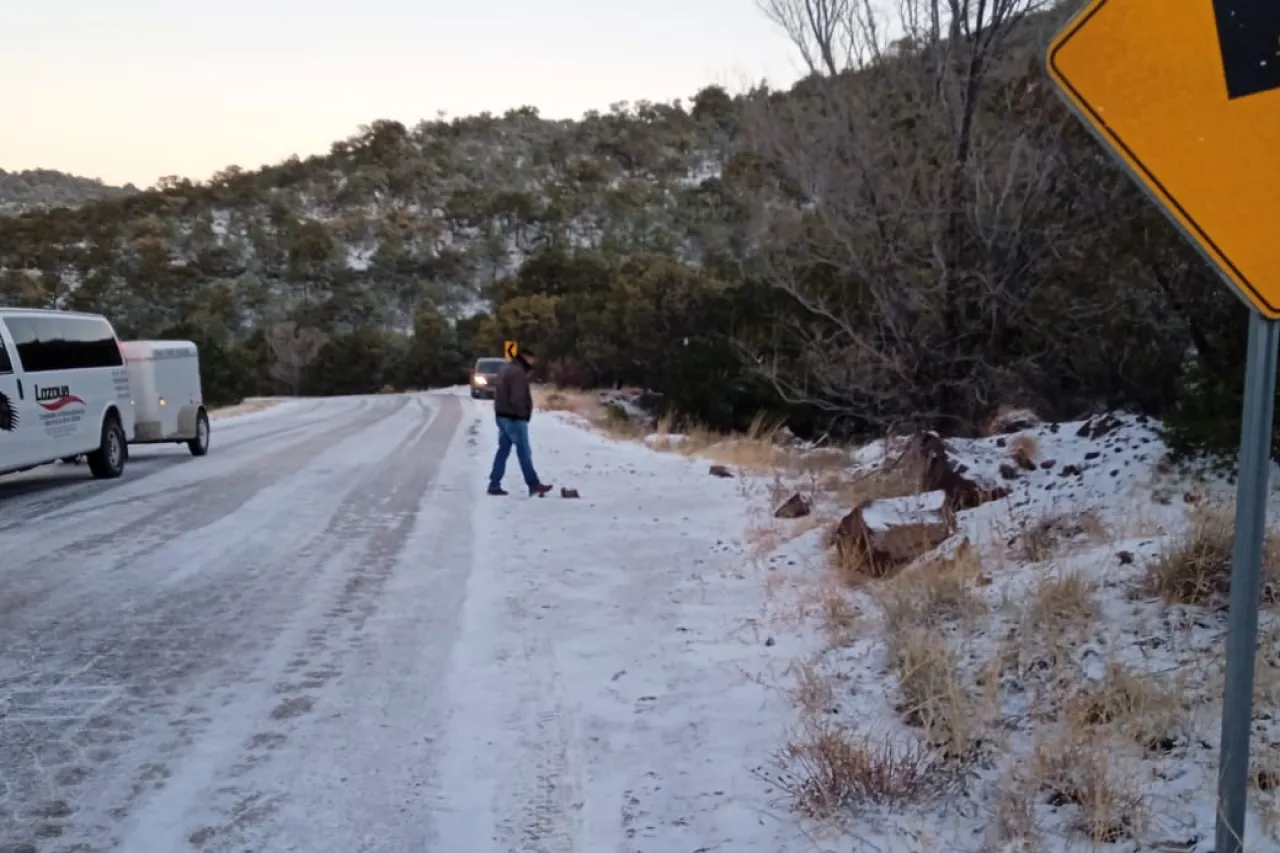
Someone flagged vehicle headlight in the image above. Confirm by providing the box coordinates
[474,375,487,386]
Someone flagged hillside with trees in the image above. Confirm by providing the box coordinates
[0,169,137,216]
[0,0,1250,454]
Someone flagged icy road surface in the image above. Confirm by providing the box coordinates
[0,393,795,853]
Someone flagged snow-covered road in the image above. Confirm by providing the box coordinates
[0,393,794,853]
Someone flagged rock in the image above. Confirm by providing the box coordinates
[999,463,1021,481]
[709,465,734,478]
[903,432,1010,511]
[774,493,811,519]
[833,490,956,577]
[561,488,580,498]
[1059,464,1082,477]
[1084,450,1101,460]
[1117,550,1134,565]
[1077,413,1123,440]
[1012,446,1036,470]
[1040,459,1056,469]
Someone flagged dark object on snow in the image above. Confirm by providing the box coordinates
[774,493,811,519]
[561,488,580,498]
[1117,550,1135,565]
[1076,413,1122,440]
[709,465,734,478]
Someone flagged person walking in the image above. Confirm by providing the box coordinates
[488,347,553,497]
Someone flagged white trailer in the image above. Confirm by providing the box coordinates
[120,340,210,456]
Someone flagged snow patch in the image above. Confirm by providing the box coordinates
[860,489,947,531]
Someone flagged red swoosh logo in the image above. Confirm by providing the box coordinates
[38,395,85,412]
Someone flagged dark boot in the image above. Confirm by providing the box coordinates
[488,485,509,496]
[529,483,553,497]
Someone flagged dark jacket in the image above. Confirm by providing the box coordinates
[493,359,533,421]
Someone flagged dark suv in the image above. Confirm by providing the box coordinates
[470,357,506,399]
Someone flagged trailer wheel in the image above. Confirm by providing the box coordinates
[87,414,127,479]
[188,409,210,457]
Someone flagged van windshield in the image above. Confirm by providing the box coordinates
[475,359,506,373]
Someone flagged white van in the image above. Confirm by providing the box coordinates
[0,308,136,479]
[120,340,210,456]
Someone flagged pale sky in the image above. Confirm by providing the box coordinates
[0,0,803,188]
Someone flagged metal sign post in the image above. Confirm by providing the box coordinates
[1215,312,1280,852]
[1044,1,1280,849]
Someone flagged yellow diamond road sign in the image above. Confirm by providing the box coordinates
[1046,0,1280,316]
[504,340,518,360]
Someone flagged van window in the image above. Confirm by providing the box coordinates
[3,315,124,373]
[0,336,11,375]
[475,358,506,373]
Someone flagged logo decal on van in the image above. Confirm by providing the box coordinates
[0,391,16,432]
[34,385,84,412]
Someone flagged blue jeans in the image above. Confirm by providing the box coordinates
[489,417,540,489]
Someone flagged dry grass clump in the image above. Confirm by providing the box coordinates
[883,626,992,760]
[981,404,1042,437]
[548,400,848,476]
[535,386,608,420]
[533,386,649,438]
[660,413,804,474]
[820,592,860,647]
[874,544,989,636]
[1063,663,1188,754]
[1010,508,1108,564]
[772,721,944,818]
[804,581,860,647]
[771,658,948,819]
[1026,567,1100,640]
[1029,735,1148,843]
[994,569,1101,720]
[788,659,839,716]
[1141,502,1280,606]
[1009,433,1039,463]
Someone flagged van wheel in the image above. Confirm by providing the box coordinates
[188,409,210,457]
[87,415,127,479]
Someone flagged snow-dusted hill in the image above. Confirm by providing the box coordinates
[0,94,740,334]
[0,168,136,216]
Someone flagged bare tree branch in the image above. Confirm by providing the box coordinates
[266,321,328,395]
